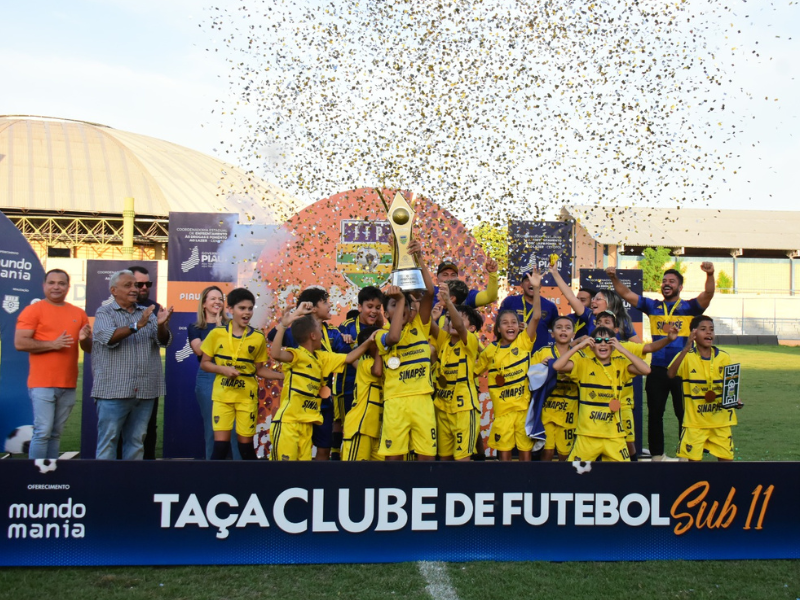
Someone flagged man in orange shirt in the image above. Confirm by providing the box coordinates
[15,269,92,459]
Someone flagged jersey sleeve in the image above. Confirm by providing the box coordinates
[636,296,657,314]
[80,309,90,328]
[668,351,689,379]
[465,331,480,361]
[687,297,705,315]
[434,327,450,353]
[15,304,38,330]
[320,350,348,377]
[328,327,351,353]
[567,352,587,383]
[376,330,392,356]
[475,346,493,375]
[415,313,431,337]
[464,288,480,308]
[199,329,217,357]
[516,328,535,352]
[621,341,645,359]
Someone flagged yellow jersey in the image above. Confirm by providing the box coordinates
[618,342,646,409]
[670,347,736,429]
[376,314,434,400]
[433,329,481,413]
[531,345,579,428]
[475,330,535,416]
[200,325,267,405]
[568,351,632,439]
[344,356,384,438]
[274,347,347,424]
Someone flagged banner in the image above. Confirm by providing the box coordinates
[508,221,572,287]
[0,212,45,450]
[579,269,644,454]
[1,460,797,565]
[80,260,159,459]
[164,213,236,459]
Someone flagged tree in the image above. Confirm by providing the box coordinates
[472,222,508,278]
[638,246,674,292]
[717,270,734,294]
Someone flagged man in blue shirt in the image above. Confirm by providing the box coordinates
[498,271,559,352]
[606,263,715,460]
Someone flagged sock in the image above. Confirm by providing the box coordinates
[331,431,343,460]
[630,453,638,462]
[211,441,231,460]
[238,441,257,461]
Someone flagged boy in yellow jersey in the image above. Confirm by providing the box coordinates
[269,304,375,461]
[377,239,437,461]
[342,325,384,461]
[595,310,678,461]
[552,326,651,462]
[200,288,283,460]
[430,290,482,461]
[668,316,741,461]
[476,269,542,461]
[531,316,578,462]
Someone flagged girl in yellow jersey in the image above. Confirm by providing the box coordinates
[475,269,542,461]
[552,326,651,462]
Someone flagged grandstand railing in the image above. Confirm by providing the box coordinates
[712,317,800,340]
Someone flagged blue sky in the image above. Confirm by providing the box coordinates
[2,0,798,214]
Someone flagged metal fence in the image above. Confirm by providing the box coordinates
[712,317,800,339]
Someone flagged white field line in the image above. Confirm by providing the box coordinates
[418,561,461,600]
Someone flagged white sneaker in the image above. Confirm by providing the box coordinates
[651,454,678,462]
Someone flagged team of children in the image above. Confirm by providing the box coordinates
[198,248,741,463]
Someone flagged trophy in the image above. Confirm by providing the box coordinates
[378,190,426,292]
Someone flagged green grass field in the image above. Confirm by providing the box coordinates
[2,345,799,599]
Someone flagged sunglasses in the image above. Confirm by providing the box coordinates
[134,281,153,289]
[593,337,612,344]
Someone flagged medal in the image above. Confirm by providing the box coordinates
[495,373,506,386]
[437,375,448,388]
[319,386,331,399]
[704,390,716,402]
[387,356,401,370]
[609,398,621,412]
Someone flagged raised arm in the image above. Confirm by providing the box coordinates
[605,267,640,307]
[473,257,499,307]
[439,289,468,344]
[270,302,313,363]
[408,239,435,324]
[383,286,406,348]
[642,324,679,354]
[695,262,716,310]
[552,337,592,373]
[667,330,696,379]
[526,269,542,341]
[345,331,379,364]
[609,338,651,376]
[549,263,585,316]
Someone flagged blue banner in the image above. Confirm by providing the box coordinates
[508,221,572,286]
[80,260,159,459]
[1,461,797,565]
[0,212,45,450]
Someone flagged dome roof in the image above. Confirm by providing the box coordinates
[0,116,302,222]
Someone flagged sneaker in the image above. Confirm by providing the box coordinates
[651,454,678,462]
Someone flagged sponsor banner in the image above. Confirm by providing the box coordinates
[579,269,644,453]
[0,212,45,446]
[1,461,797,566]
[508,221,572,286]
[80,260,159,459]
[164,213,236,458]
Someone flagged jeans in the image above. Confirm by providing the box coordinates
[28,388,77,459]
[195,370,241,460]
[95,397,155,460]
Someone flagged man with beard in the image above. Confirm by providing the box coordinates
[605,263,715,461]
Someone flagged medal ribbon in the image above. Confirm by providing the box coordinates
[227,323,247,373]
[660,300,681,334]
[598,359,621,407]
[522,298,535,323]
[701,350,716,399]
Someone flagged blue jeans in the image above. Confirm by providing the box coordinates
[95,398,155,460]
[195,371,241,460]
[29,387,77,459]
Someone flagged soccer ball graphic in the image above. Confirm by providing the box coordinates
[355,246,380,272]
[5,425,33,455]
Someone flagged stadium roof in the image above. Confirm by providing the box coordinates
[0,115,302,222]
[562,205,800,253]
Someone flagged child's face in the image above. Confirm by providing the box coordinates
[592,335,613,361]
[498,313,520,343]
[693,321,715,348]
[358,299,382,325]
[552,319,574,344]
[447,311,476,335]
[229,300,254,328]
[313,298,332,321]
[309,320,323,350]
[597,315,618,333]
[385,297,411,324]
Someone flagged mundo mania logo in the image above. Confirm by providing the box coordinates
[336,220,392,289]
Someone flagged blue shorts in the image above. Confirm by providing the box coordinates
[312,402,334,449]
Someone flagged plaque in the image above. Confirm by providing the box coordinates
[721,363,741,408]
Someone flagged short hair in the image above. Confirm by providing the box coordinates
[226,287,255,307]
[690,315,713,330]
[291,314,318,344]
[552,315,575,329]
[596,310,618,328]
[297,286,329,308]
[109,270,133,289]
[493,308,521,339]
[456,304,483,330]
[128,266,149,276]
[663,269,684,286]
[345,309,360,320]
[45,268,70,285]
[382,291,413,313]
[445,280,469,305]
[578,287,597,297]
[357,286,383,305]
[357,324,380,345]
[593,326,616,340]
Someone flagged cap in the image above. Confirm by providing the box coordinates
[599,310,618,326]
[437,259,459,275]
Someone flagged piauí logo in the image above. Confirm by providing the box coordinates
[181,246,200,273]
[175,338,193,363]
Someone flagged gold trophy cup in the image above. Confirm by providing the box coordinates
[383,191,426,292]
